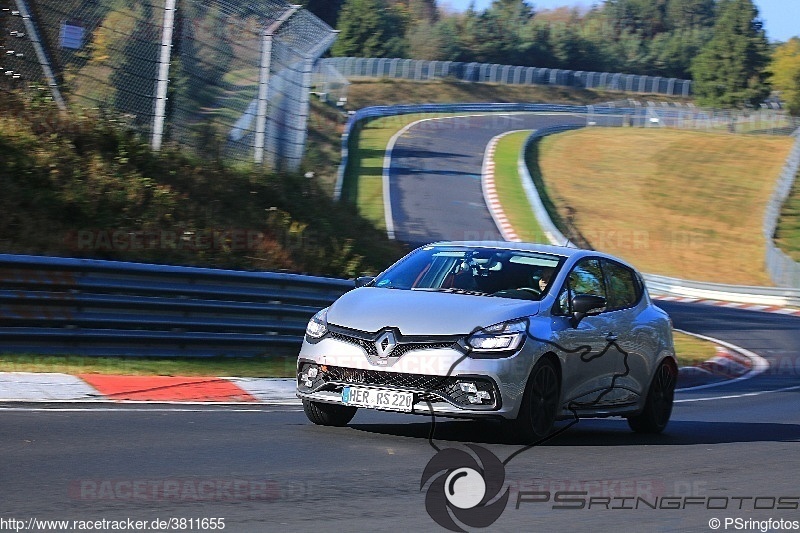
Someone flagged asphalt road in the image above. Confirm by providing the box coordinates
[2,303,799,533]
[387,113,618,245]
[2,113,799,532]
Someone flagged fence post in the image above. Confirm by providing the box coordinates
[151,0,176,152]
[290,31,338,172]
[253,5,299,166]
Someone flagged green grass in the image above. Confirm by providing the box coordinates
[0,354,297,377]
[673,331,719,368]
[491,131,547,243]
[0,333,716,375]
[775,168,800,261]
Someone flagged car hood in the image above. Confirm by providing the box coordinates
[327,287,539,336]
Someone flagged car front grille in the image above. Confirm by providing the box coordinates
[326,365,452,391]
[297,363,499,410]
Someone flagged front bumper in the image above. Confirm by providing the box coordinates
[296,333,534,419]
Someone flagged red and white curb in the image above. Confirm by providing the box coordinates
[675,329,769,392]
[0,373,300,404]
[652,295,800,318]
[482,130,528,243]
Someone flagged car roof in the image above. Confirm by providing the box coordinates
[428,240,582,257]
[426,241,638,270]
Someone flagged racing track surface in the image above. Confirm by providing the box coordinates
[388,113,621,245]
[1,113,799,532]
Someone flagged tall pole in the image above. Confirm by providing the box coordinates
[151,0,176,151]
[12,0,65,109]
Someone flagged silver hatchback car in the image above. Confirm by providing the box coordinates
[296,241,676,442]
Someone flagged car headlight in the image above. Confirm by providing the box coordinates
[305,308,328,339]
[466,319,527,353]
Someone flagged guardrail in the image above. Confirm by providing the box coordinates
[643,273,800,307]
[1,249,796,360]
[0,254,353,357]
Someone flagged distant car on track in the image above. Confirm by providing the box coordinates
[296,241,677,442]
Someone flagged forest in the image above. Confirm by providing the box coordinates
[302,0,800,112]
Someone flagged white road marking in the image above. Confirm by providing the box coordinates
[676,384,800,403]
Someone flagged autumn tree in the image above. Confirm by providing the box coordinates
[770,37,800,115]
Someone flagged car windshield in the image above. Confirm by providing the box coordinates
[372,246,565,300]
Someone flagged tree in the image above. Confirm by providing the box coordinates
[458,0,535,64]
[665,0,716,30]
[650,26,712,78]
[770,37,800,115]
[690,0,771,108]
[331,0,407,58]
[604,0,668,39]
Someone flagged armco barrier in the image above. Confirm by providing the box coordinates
[643,273,800,307]
[1,250,796,360]
[0,254,353,357]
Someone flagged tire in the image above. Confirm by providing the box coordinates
[627,360,676,434]
[511,357,561,444]
[302,399,357,427]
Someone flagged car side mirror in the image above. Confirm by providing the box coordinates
[570,294,607,328]
[355,276,375,288]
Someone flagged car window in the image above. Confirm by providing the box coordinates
[371,246,564,300]
[602,260,642,311]
[554,258,606,315]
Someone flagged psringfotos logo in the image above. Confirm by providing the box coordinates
[420,444,510,532]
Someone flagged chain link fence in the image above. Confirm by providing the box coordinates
[592,99,800,134]
[318,56,694,98]
[0,0,336,171]
[764,130,800,288]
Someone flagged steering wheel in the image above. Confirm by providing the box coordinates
[517,287,542,296]
[490,287,541,299]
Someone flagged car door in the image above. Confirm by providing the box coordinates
[600,259,651,405]
[550,258,624,411]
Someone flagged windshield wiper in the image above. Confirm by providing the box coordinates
[412,287,488,296]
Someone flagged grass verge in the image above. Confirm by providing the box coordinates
[673,331,719,368]
[0,355,297,377]
[0,331,716,376]
[775,168,800,262]
[492,131,547,243]
[533,128,794,285]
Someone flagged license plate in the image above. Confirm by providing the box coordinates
[342,386,414,412]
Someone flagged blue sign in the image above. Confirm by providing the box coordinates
[60,22,84,50]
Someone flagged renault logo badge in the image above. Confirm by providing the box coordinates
[375,330,397,358]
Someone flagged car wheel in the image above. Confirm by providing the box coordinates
[627,360,676,434]
[512,357,560,443]
[302,399,357,427]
